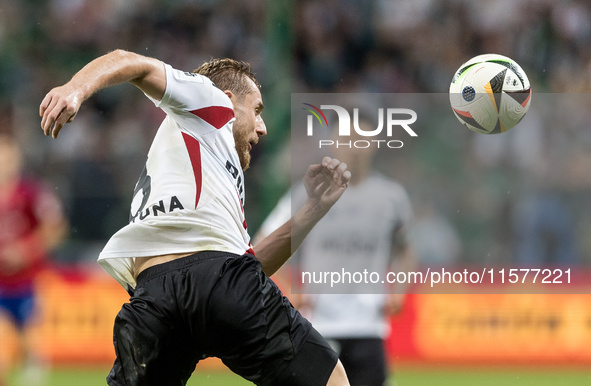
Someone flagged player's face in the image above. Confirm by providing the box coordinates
[331,118,377,175]
[230,80,266,171]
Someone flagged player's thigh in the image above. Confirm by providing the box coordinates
[337,338,386,386]
[327,359,350,386]
[207,255,324,385]
[107,288,198,385]
[273,328,341,386]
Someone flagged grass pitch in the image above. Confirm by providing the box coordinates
[7,365,591,385]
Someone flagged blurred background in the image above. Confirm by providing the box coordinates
[1,0,590,385]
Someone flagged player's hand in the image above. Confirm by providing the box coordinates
[40,83,84,138]
[383,292,406,316]
[303,156,351,217]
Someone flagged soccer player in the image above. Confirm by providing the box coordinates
[0,133,68,386]
[39,49,351,386]
[257,116,417,386]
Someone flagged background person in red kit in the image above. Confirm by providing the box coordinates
[0,132,68,386]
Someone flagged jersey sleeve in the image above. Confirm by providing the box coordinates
[148,64,235,138]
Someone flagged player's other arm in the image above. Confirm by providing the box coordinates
[384,242,417,315]
[40,49,166,138]
[254,157,351,277]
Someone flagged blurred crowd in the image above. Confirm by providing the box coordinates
[0,0,590,266]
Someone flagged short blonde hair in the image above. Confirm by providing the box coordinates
[193,59,260,96]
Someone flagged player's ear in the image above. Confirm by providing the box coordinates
[224,90,234,100]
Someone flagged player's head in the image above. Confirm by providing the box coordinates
[194,59,260,96]
[194,59,266,171]
[330,110,378,180]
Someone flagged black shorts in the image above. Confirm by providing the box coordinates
[107,251,338,386]
[328,337,387,386]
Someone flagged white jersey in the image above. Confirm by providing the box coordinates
[98,64,251,289]
[259,173,413,338]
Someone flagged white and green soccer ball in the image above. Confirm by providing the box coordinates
[449,53,532,134]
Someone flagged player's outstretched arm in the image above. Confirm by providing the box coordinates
[40,49,166,138]
[254,156,351,276]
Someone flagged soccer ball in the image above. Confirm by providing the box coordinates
[449,54,531,134]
